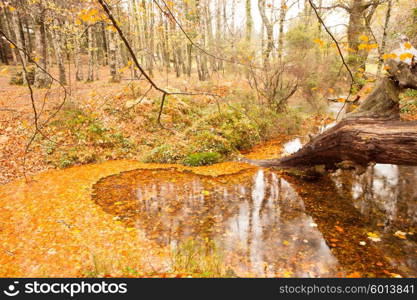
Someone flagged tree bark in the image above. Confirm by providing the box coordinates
[245,0,252,43]
[33,1,51,88]
[86,25,95,82]
[377,0,392,77]
[108,28,121,82]
[258,0,274,68]
[248,118,417,169]
[50,20,67,85]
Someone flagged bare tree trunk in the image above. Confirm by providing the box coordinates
[377,0,392,77]
[347,0,370,73]
[278,2,287,61]
[0,13,9,64]
[33,2,51,88]
[10,8,26,69]
[86,25,95,82]
[74,31,83,81]
[149,1,155,76]
[142,0,154,76]
[195,0,208,81]
[108,28,121,82]
[258,0,274,67]
[206,2,216,72]
[50,20,66,85]
[2,7,17,64]
[131,0,144,65]
[245,0,252,43]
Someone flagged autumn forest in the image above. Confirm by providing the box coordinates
[0,0,417,280]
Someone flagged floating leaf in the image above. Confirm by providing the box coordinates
[367,232,381,242]
[394,231,407,239]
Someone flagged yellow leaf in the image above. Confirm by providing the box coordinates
[107,25,117,32]
[358,43,368,50]
[337,98,345,103]
[404,42,412,49]
[400,52,413,61]
[313,38,324,47]
[382,53,397,60]
[359,35,369,42]
[202,190,210,196]
[367,232,381,242]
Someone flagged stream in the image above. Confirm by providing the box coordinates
[92,102,417,277]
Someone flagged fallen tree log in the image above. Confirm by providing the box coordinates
[245,54,417,169]
[245,117,417,169]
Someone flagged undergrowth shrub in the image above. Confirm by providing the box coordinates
[143,95,304,165]
[143,144,185,164]
[183,152,222,166]
[40,103,135,168]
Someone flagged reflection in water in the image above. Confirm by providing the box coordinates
[333,164,417,275]
[93,165,417,277]
[93,169,340,277]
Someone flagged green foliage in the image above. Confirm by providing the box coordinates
[404,89,417,99]
[400,89,417,113]
[142,89,304,166]
[286,23,315,52]
[183,152,222,166]
[41,103,135,168]
[143,144,185,164]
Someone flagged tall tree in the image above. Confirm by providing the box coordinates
[245,0,252,42]
[259,0,274,67]
[32,0,51,88]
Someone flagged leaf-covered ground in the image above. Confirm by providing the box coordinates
[0,159,259,277]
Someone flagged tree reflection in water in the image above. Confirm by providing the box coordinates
[93,165,417,277]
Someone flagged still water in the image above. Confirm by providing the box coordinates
[92,163,417,277]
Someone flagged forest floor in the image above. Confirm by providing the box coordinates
[1,64,416,277]
[0,65,329,184]
[0,65,321,277]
